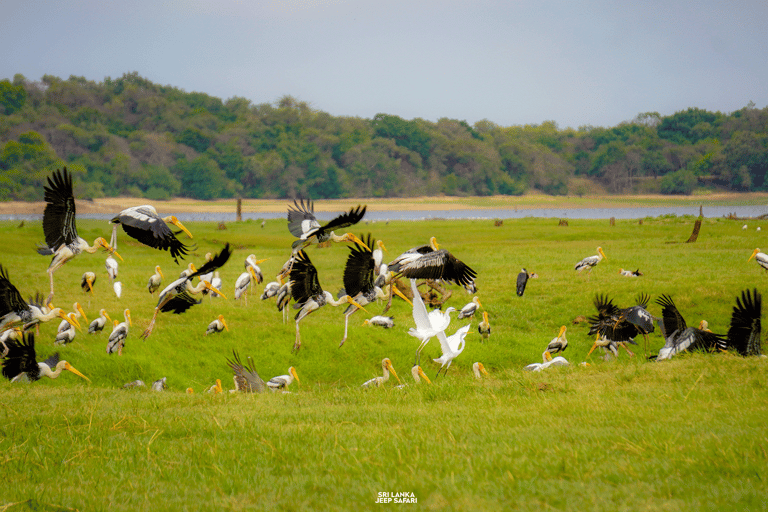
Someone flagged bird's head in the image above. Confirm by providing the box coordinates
[597,247,607,260]
[362,319,371,326]
[156,265,164,278]
[75,302,88,325]
[165,216,193,239]
[429,236,439,250]
[345,295,370,314]
[383,358,401,384]
[558,325,567,339]
[748,248,761,262]
[391,285,413,306]
[203,280,227,300]
[218,314,229,331]
[214,379,223,393]
[415,365,432,384]
[474,362,489,376]
[124,309,132,326]
[67,312,82,332]
[289,366,300,385]
[342,233,371,251]
[482,311,489,323]
[377,240,388,253]
[699,320,710,331]
[474,297,483,308]
[97,238,123,261]
[61,361,91,383]
[186,388,194,394]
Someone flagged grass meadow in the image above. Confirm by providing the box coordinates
[1,209,767,511]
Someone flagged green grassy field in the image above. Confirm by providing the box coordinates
[1,213,767,511]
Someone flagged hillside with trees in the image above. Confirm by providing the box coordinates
[1,72,767,201]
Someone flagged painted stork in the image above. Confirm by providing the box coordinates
[0,265,69,332]
[363,315,395,328]
[361,358,401,388]
[433,324,471,378]
[619,268,643,277]
[107,309,131,355]
[148,265,163,295]
[141,244,231,339]
[407,279,455,365]
[210,271,223,298]
[37,168,121,303]
[2,331,90,383]
[478,311,491,340]
[388,237,477,288]
[261,281,281,301]
[473,362,489,379]
[234,267,258,306]
[267,366,300,391]
[88,308,112,334]
[588,293,654,357]
[516,268,538,297]
[575,246,607,274]
[748,248,768,271]
[205,314,229,335]
[287,198,369,253]
[655,294,727,360]
[276,282,292,324]
[81,272,96,295]
[111,205,194,264]
[524,352,570,372]
[226,350,265,393]
[244,255,267,284]
[105,256,118,281]
[457,296,482,320]
[395,365,433,388]
[542,326,568,361]
[726,288,763,357]
[288,250,370,352]
[57,302,87,334]
[54,312,80,345]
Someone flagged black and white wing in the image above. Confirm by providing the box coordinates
[226,350,265,392]
[112,206,193,263]
[40,167,77,252]
[343,234,376,298]
[2,332,42,381]
[289,251,323,305]
[727,288,762,356]
[395,249,477,287]
[287,198,320,237]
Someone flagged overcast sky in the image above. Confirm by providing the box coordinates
[2,0,766,129]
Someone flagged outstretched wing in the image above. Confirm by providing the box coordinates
[113,206,193,263]
[287,199,319,237]
[0,265,31,319]
[317,205,366,235]
[727,288,762,356]
[656,294,687,338]
[2,332,40,381]
[397,249,477,286]
[42,167,77,250]
[343,234,375,298]
[190,243,233,278]
[226,350,265,392]
[289,251,323,304]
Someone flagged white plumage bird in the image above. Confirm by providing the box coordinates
[147,265,163,294]
[457,296,482,320]
[433,324,471,378]
[407,279,455,365]
[88,308,112,334]
[473,362,489,379]
[267,366,300,391]
[363,315,395,328]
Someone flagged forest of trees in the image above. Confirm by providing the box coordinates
[1,72,767,201]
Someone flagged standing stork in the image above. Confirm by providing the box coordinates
[244,255,267,285]
[267,366,300,391]
[575,246,607,275]
[478,311,491,340]
[81,272,96,295]
[287,198,369,253]
[148,265,163,295]
[234,267,258,306]
[107,309,131,355]
[748,248,768,271]
[141,244,231,339]
[457,296,482,320]
[111,205,194,264]
[226,350,265,393]
[655,295,727,360]
[54,312,81,345]
[0,265,69,332]
[2,331,90,383]
[88,308,112,334]
[288,250,370,352]
[36,168,121,303]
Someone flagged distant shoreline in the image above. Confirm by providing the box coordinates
[2,192,767,215]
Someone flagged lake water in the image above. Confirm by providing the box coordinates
[2,204,767,222]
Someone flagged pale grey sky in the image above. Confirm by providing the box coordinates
[2,0,766,128]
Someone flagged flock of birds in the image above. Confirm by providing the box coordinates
[0,167,765,393]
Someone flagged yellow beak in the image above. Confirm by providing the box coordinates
[64,362,91,383]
